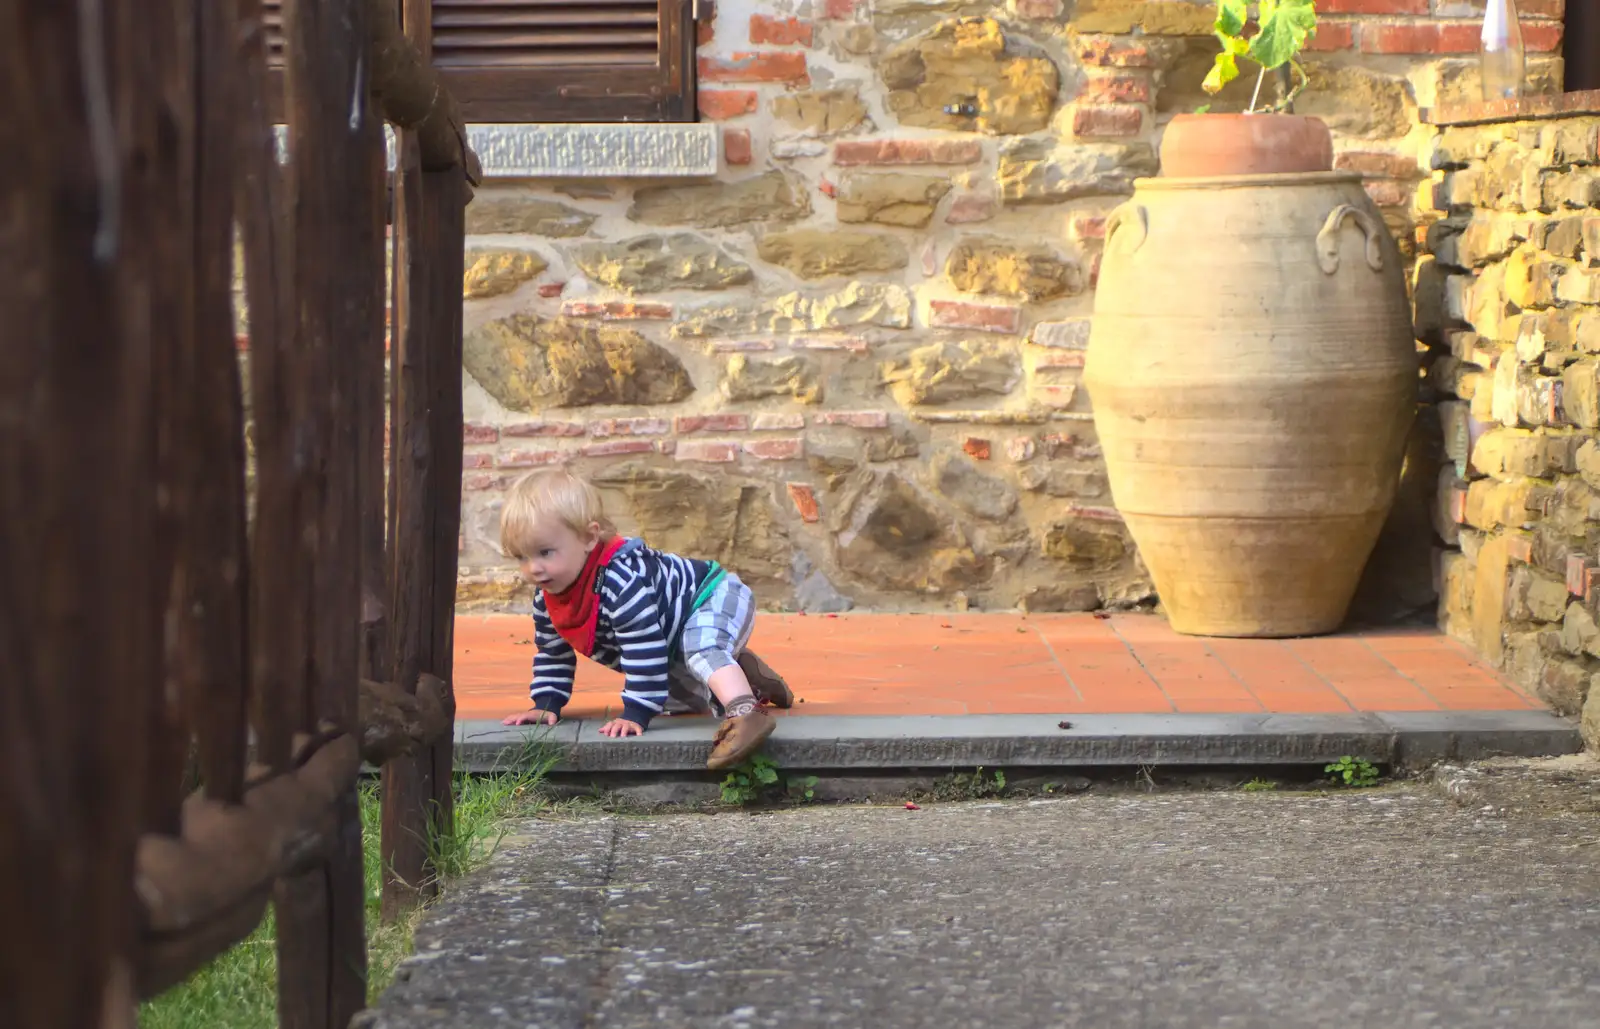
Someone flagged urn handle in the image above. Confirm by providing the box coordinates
[1316,204,1385,275]
[1104,202,1148,255]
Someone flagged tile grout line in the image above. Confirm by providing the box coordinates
[1031,622,1086,703]
[1107,616,1178,713]
[1277,639,1358,713]
[1355,638,1446,711]
[1197,640,1269,714]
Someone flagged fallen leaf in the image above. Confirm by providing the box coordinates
[904,802,921,810]
[1093,612,1111,620]
[1058,720,1074,730]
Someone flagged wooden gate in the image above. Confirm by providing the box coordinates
[1,0,478,1024]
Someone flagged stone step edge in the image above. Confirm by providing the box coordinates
[450,711,1583,775]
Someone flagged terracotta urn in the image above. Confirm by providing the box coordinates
[1082,148,1416,637]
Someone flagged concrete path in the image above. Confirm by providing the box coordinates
[367,775,1600,1029]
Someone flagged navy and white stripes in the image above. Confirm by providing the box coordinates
[528,539,715,727]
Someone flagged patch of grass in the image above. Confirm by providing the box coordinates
[1241,778,1279,792]
[1325,755,1382,788]
[140,739,557,1029]
[429,737,560,881]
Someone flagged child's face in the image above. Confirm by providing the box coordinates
[516,517,602,594]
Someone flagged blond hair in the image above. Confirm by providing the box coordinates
[499,469,615,559]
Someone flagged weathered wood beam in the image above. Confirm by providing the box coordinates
[133,732,359,998]
[364,0,482,182]
[360,673,454,766]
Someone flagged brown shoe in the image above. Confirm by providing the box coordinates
[737,649,794,709]
[706,709,777,770]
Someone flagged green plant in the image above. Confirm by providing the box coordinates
[1325,755,1381,788]
[789,774,820,802]
[1202,0,1319,113]
[718,753,820,806]
[721,753,782,805]
[935,766,1007,801]
[426,737,559,881]
[1241,778,1279,792]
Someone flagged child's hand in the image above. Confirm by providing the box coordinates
[503,708,558,727]
[597,718,645,738]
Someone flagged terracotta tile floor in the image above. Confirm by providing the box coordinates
[451,612,1545,721]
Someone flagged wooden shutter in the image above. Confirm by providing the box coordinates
[420,0,697,122]
[1568,4,1600,93]
[261,0,696,124]
[261,0,285,121]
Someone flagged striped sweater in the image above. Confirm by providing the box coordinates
[528,538,716,727]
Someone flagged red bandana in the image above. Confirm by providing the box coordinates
[542,536,627,657]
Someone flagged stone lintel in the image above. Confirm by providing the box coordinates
[1424,89,1600,128]
[273,122,721,179]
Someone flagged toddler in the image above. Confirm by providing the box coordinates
[498,469,792,769]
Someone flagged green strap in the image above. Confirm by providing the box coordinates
[669,562,727,663]
[690,562,726,612]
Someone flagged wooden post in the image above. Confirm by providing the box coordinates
[167,0,252,807]
[358,73,392,691]
[383,136,442,921]
[276,0,379,1022]
[1,0,163,1025]
[380,0,466,923]
[425,161,466,882]
[238,0,305,775]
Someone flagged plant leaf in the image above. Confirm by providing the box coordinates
[1214,0,1248,37]
[1248,0,1318,70]
[1202,50,1239,94]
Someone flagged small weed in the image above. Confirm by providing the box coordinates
[1135,764,1156,792]
[719,753,820,807]
[721,753,782,805]
[788,774,820,802]
[1241,778,1279,792]
[1325,755,1381,788]
[934,766,1008,801]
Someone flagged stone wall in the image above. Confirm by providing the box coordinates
[454,0,1568,615]
[1421,94,1600,749]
